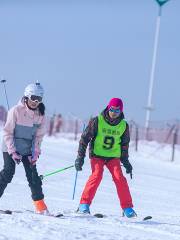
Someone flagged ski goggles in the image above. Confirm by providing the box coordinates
[109,107,121,114]
[29,95,42,103]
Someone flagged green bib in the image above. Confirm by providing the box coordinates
[93,114,126,158]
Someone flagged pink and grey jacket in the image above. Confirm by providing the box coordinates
[2,101,46,156]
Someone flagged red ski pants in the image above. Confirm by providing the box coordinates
[80,157,133,209]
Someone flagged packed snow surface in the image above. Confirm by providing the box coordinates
[0,132,180,240]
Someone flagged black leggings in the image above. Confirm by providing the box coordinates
[0,152,44,201]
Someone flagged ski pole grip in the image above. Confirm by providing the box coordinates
[1,80,6,83]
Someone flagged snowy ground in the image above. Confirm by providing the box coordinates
[0,131,180,240]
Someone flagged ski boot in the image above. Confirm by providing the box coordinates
[34,199,50,215]
[123,208,137,218]
[77,203,90,214]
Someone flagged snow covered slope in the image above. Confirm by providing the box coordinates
[0,132,180,240]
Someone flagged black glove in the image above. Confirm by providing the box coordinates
[75,157,84,171]
[122,159,133,179]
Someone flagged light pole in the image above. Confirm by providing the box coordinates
[0,78,10,110]
[145,0,170,136]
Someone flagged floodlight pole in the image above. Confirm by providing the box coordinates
[145,0,170,137]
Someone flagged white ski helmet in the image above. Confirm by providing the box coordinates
[24,82,44,98]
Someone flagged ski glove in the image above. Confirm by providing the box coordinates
[28,151,39,165]
[11,152,22,164]
[75,157,84,171]
[122,160,133,179]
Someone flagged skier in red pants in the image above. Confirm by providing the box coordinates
[75,98,136,218]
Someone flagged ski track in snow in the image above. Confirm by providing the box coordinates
[0,132,180,240]
[0,211,180,240]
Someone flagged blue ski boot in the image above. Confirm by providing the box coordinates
[78,204,90,214]
[123,208,137,218]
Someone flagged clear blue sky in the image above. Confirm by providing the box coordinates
[0,0,179,125]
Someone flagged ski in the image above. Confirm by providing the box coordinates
[122,215,152,221]
[69,212,151,220]
[122,210,152,221]
[0,209,151,221]
[72,211,105,219]
[25,209,64,218]
[0,209,63,218]
[93,213,104,218]
[142,215,152,221]
[0,209,13,215]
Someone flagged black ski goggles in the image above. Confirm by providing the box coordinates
[29,95,42,103]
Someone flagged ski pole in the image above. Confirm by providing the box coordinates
[0,79,10,110]
[130,172,133,179]
[72,170,78,200]
[72,122,86,200]
[40,165,74,180]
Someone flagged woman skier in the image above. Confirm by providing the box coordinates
[0,82,49,214]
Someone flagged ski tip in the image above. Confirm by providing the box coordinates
[0,210,12,215]
[94,213,104,218]
[143,216,152,221]
[55,213,64,217]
